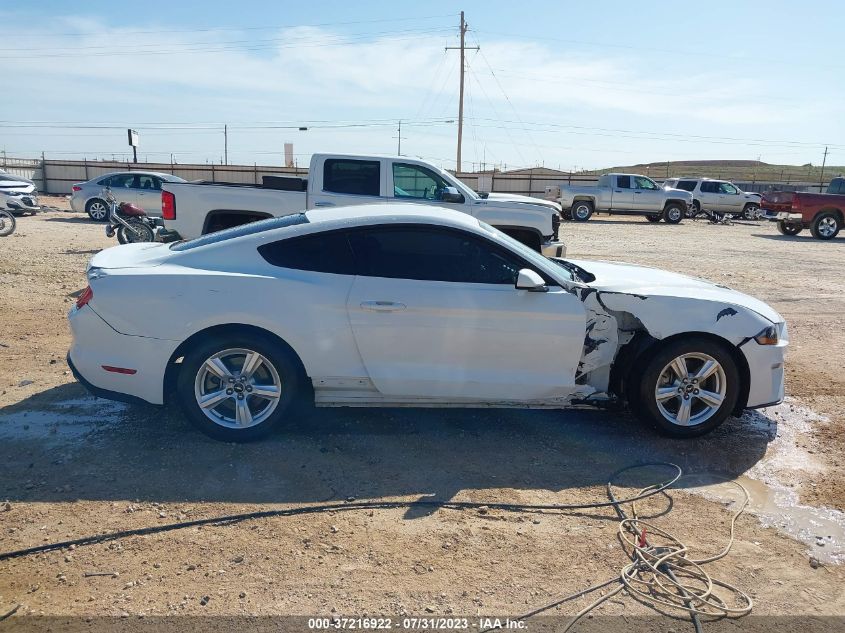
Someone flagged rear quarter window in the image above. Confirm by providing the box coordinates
[171,214,309,252]
[676,180,698,192]
[258,231,355,275]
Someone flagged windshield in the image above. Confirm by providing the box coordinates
[478,221,579,283]
[170,214,309,251]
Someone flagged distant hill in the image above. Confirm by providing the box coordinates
[593,160,845,184]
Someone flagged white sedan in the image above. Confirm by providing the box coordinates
[67,205,787,441]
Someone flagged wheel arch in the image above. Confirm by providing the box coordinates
[663,198,688,210]
[162,323,309,404]
[816,207,844,223]
[616,331,750,416]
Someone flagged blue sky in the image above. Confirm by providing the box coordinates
[1,1,842,170]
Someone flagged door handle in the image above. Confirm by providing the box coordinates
[360,301,407,312]
[314,201,336,207]
[614,190,622,193]
[634,191,642,194]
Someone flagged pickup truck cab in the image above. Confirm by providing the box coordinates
[547,173,692,223]
[761,177,845,240]
[160,153,565,256]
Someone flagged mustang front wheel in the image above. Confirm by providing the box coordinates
[177,333,302,441]
[632,337,740,437]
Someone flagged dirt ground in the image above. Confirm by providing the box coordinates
[0,198,843,627]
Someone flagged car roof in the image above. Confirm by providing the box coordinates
[88,171,178,181]
[304,203,482,230]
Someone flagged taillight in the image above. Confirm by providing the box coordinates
[791,195,801,211]
[72,185,82,192]
[161,191,176,220]
[76,286,93,309]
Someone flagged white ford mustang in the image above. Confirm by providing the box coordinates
[67,205,787,441]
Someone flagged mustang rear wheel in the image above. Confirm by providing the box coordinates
[177,333,302,441]
[630,337,740,437]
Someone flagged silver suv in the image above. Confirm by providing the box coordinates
[664,178,762,220]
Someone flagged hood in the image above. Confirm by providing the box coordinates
[569,259,782,324]
[664,187,693,200]
[483,192,562,212]
[88,242,172,272]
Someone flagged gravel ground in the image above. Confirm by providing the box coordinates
[0,198,843,625]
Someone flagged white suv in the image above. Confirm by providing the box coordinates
[664,178,762,220]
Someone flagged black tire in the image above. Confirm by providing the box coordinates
[663,203,684,224]
[86,199,109,222]
[629,337,740,438]
[776,221,802,236]
[561,209,573,221]
[176,331,304,441]
[646,215,661,223]
[570,200,593,222]
[742,203,760,220]
[809,211,841,240]
[117,219,155,244]
[0,210,15,237]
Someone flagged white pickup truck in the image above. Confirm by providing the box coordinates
[160,153,565,256]
[547,173,693,224]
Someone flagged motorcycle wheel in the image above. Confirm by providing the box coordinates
[118,220,155,244]
[0,210,16,237]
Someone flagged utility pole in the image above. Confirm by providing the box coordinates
[394,120,407,155]
[819,146,829,190]
[224,125,228,165]
[446,11,479,173]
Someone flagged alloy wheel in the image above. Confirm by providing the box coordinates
[194,348,282,429]
[88,201,108,220]
[818,216,838,238]
[654,352,727,427]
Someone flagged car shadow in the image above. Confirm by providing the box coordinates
[0,383,776,515]
[44,216,102,225]
[753,233,842,243]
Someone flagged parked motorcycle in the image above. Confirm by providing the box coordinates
[103,188,156,244]
[0,208,15,237]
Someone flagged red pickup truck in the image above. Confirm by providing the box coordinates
[762,177,845,240]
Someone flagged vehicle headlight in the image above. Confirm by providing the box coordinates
[754,325,780,345]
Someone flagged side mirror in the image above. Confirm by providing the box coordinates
[515,269,548,292]
[439,186,464,203]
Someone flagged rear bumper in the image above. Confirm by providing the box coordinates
[541,239,566,258]
[67,304,178,405]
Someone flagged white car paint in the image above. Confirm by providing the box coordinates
[67,204,786,437]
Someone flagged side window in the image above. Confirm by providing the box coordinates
[616,175,632,189]
[348,227,524,284]
[258,231,355,275]
[108,174,135,188]
[633,176,658,190]
[137,175,159,190]
[700,181,718,193]
[676,180,697,192]
[323,159,380,196]
[97,177,112,186]
[718,182,738,194]
[392,163,460,201]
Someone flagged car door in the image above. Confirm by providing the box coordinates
[389,162,465,206]
[717,182,742,213]
[344,225,587,401]
[610,175,634,210]
[697,181,720,211]
[134,174,161,216]
[631,176,664,211]
[309,158,388,209]
[106,173,141,207]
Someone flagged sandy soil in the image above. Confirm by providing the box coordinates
[0,198,843,626]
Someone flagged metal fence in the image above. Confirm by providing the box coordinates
[0,157,825,196]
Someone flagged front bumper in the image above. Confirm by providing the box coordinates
[541,239,566,258]
[739,336,787,409]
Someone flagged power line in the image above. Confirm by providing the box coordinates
[1,13,458,39]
